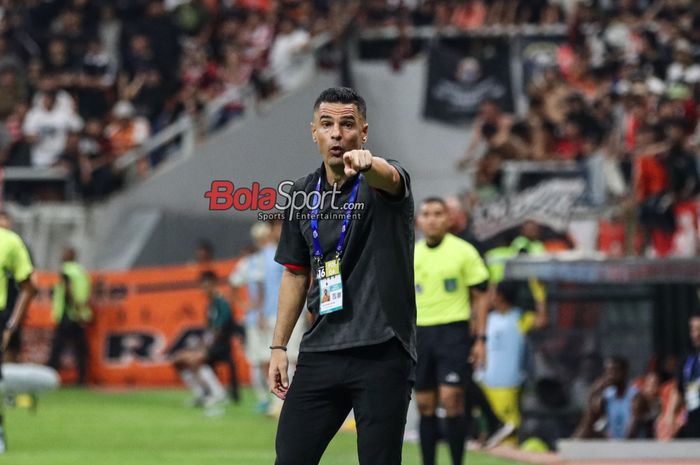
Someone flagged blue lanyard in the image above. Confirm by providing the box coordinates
[310,174,362,262]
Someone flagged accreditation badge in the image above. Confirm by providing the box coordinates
[318,258,343,315]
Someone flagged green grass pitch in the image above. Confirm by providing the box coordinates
[4,388,528,465]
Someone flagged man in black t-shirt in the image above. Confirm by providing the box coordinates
[268,87,416,465]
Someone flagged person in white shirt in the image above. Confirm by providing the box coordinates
[23,88,83,167]
[269,18,312,93]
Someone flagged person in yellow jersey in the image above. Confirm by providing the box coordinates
[0,212,37,452]
[414,197,490,465]
[47,247,92,385]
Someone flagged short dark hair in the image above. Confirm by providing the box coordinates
[421,196,447,208]
[496,281,519,306]
[314,87,367,120]
[200,270,217,283]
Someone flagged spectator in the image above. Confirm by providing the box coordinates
[573,356,648,439]
[44,38,79,91]
[22,85,84,167]
[269,17,312,92]
[457,98,513,169]
[75,119,121,200]
[98,4,122,67]
[77,38,116,120]
[104,100,150,161]
[0,68,27,121]
[665,313,700,438]
[137,0,182,84]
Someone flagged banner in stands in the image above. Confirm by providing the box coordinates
[471,179,586,241]
[23,260,249,386]
[423,40,513,123]
[518,33,567,90]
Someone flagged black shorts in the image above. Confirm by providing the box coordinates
[415,321,471,391]
[206,343,231,364]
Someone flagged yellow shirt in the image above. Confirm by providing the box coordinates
[0,228,34,310]
[414,233,489,326]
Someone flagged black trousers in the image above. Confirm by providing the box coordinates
[275,338,415,465]
[47,320,88,384]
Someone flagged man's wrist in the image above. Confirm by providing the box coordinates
[475,335,487,343]
[269,345,287,351]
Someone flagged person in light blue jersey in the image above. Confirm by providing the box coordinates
[229,223,268,413]
[574,356,648,439]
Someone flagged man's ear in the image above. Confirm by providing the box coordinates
[310,121,317,142]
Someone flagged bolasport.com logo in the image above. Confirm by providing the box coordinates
[204,180,365,221]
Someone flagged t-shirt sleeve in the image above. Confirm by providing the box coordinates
[10,235,34,282]
[275,182,311,268]
[461,242,490,287]
[374,159,412,204]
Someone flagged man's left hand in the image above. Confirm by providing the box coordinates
[343,150,373,177]
[469,340,486,368]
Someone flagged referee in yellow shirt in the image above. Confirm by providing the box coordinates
[414,198,490,465]
[0,213,37,452]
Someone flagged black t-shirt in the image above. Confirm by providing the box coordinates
[275,160,417,360]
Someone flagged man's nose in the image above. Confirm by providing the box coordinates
[330,123,342,139]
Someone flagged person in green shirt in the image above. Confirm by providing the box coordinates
[0,213,37,453]
[414,197,490,465]
[171,271,231,413]
[47,247,92,385]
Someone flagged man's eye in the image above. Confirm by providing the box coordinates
[343,122,354,128]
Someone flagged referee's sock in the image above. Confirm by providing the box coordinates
[445,415,467,465]
[419,415,438,465]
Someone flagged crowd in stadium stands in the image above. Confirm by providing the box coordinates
[0,0,351,202]
[443,0,700,257]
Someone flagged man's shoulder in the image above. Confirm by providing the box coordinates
[0,228,23,248]
[445,233,478,254]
